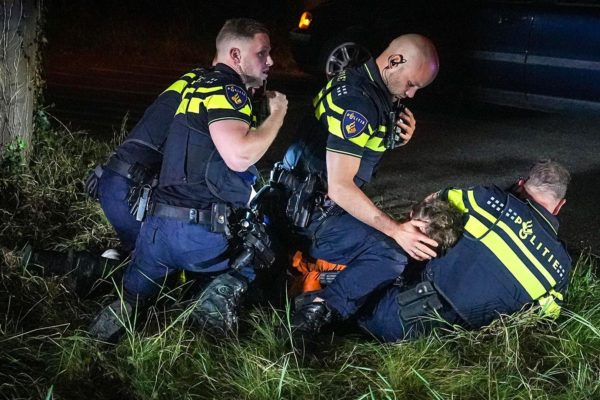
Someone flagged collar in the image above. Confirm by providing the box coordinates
[361,58,394,103]
[214,63,245,86]
[527,198,561,236]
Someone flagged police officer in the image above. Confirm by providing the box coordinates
[89,18,288,341]
[22,60,208,297]
[281,35,440,337]
[342,160,572,343]
[85,68,207,253]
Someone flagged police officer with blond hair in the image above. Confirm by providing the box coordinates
[89,18,288,341]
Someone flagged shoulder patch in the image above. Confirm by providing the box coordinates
[342,110,368,139]
[225,85,248,110]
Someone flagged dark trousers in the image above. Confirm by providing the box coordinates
[357,287,415,342]
[123,215,255,299]
[304,212,408,318]
[357,283,463,343]
[98,169,141,252]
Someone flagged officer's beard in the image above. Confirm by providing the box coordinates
[237,64,262,89]
[382,66,400,101]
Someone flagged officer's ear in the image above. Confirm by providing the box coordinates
[552,198,566,215]
[231,48,241,65]
[388,54,406,69]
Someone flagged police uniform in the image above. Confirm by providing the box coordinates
[123,63,258,299]
[96,69,205,252]
[358,185,572,342]
[285,58,406,318]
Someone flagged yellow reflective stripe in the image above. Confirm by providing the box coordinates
[312,93,321,108]
[313,81,332,107]
[187,97,204,114]
[378,124,387,133]
[196,86,222,94]
[467,191,495,222]
[176,98,190,115]
[326,115,343,137]
[447,189,468,213]
[538,293,561,318]
[326,115,370,147]
[206,95,237,111]
[549,289,563,301]
[463,215,489,239]
[326,92,344,115]
[349,132,370,147]
[163,79,189,94]
[468,192,556,286]
[162,72,199,94]
[480,230,547,299]
[365,136,385,151]
[315,102,326,119]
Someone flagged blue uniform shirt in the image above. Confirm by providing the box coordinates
[294,58,395,187]
[114,68,206,172]
[427,185,572,328]
[156,63,257,209]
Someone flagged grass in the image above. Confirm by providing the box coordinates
[2,115,600,399]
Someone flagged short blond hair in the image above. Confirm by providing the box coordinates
[215,18,269,54]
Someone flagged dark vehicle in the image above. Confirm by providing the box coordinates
[289,0,600,112]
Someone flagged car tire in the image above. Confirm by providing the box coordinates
[319,37,371,79]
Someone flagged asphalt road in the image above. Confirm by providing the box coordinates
[44,59,600,254]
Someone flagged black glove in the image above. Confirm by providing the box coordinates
[84,165,104,200]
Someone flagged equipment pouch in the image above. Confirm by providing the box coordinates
[399,295,443,321]
[211,203,231,236]
[397,281,437,305]
[397,281,443,321]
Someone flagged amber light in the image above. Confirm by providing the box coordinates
[298,11,313,30]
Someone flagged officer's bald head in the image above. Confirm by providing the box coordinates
[376,34,439,99]
[215,18,270,57]
[384,34,438,68]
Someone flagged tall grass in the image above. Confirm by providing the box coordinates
[1,119,600,399]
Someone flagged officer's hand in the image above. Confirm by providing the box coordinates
[267,91,288,115]
[397,107,416,145]
[392,220,437,261]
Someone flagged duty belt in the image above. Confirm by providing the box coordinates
[151,203,213,224]
[105,156,151,184]
[150,202,231,234]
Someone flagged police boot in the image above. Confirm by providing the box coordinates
[190,271,249,337]
[88,297,135,343]
[291,300,337,351]
[20,245,123,297]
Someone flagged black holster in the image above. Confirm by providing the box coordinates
[285,173,320,228]
[396,281,444,321]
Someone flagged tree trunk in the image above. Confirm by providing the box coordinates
[0,0,42,157]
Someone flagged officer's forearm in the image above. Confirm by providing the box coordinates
[240,109,285,166]
[328,181,397,237]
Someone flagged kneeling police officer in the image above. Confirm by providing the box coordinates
[89,18,287,341]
